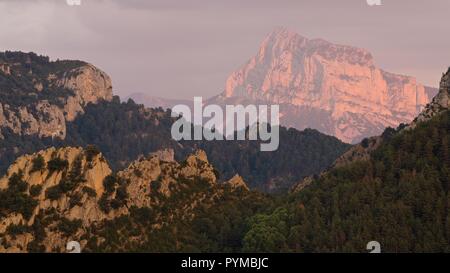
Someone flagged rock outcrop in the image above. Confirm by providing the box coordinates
[56,64,113,109]
[211,27,438,143]
[0,146,111,252]
[0,52,113,139]
[225,174,249,191]
[412,67,450,126]
[0,147,111,224]
[0,146,246,252]
[118,149,217,208]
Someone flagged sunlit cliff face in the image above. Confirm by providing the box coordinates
[220,28,437,143]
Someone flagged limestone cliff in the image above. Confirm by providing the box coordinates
[211,27,438,143]
[225,174,249,191]
[334,67,450,168]
[0,52,112,139]
[0,146,111,252]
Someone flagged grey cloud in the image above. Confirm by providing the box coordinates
[0,0,448,99]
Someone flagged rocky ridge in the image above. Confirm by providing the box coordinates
[0,146,248,252]
[0,52,112,139]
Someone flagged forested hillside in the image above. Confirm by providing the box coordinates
[0,96,350,192]
[242,111,450,252]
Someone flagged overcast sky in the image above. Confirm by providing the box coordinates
[0,0,449,99]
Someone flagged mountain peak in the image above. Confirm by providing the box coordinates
[219,29,437,143]
[257,28,374,69]
[266,27,307,43]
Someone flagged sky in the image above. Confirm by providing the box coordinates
[0,0,449,99]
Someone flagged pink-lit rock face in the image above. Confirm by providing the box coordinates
[219,27,437,143]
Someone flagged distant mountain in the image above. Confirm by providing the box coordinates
[125,92,191,110]
[318,67,450,173]
[209,27,438,143]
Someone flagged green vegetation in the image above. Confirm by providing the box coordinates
[189,126,350,191]
[82,186,97,198]
[0,52,447,252]
[82,182,273,253]
[103,175,118,194]
[84,101,348,190]
[0,97,349,192]
[45,185,63,201]
[85,145,100,162]
[0,111,448,253]
[243,111,450,252]
[0,51,83,108]
[60,155,85,192]
[98,174,129,213]
[30,155,45,173]
[150,180,162,193]
[68,99,349,191]
[44,155,86,202]
[0,51,346,194]
[47,158,69,173]
[0,171,37,220]
[8,171,28,193]
[66,98,179,171]
[57,218,82,237]
[29,184,43,197]
[6,223,30,235]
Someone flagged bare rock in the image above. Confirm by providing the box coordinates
[0,59,113,139]
[411,67,450,127]
[211,27,438,143]
[225,174,249,191]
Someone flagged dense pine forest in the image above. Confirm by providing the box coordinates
[242,111,450,252]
